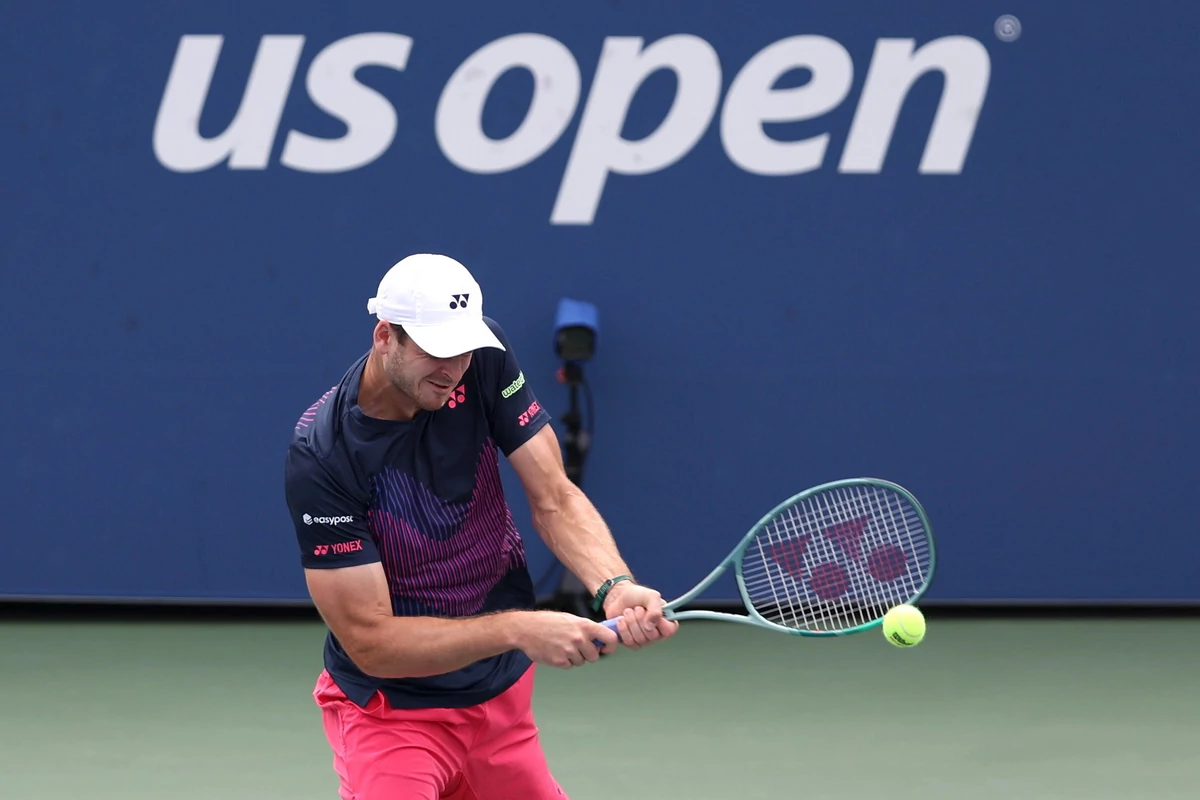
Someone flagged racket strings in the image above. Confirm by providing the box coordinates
[739,484,932,633]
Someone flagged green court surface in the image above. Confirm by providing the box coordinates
[1,615,1198,799]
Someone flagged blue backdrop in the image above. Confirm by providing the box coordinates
[2,1,1197,604]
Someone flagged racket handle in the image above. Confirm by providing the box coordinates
[592,617,621,648]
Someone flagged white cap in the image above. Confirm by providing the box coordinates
[366,254,505,358]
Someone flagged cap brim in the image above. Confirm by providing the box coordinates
[404,319,505,358]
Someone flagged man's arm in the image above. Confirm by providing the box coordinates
[507,424,630,596]
[305,562,618,677]
[306,563,518,678]
[475,318,676,646]
[508,424,680,647]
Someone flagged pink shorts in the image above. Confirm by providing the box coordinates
[313,666,567,800]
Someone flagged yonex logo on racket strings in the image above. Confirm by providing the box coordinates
[762,514,911,601]
[766,517,870,581]
[303,514,355,526]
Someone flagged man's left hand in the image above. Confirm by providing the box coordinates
[602,581,680,650]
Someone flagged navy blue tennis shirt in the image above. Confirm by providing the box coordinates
[284,317,552,709]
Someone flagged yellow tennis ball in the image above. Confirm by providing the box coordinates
[882,604,926,647]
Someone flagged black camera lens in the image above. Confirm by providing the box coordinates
[555,326,596,361]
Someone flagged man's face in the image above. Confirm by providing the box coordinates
[381,327,472,412]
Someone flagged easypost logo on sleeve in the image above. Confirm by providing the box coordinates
[303,513,356,526]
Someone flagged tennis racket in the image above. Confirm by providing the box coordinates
[597,478,935,642]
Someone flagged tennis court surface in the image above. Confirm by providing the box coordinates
[1,613,1196,799]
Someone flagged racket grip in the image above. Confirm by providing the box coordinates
[592,617,622,648]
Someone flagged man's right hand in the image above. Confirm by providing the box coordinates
[508,610,619,669]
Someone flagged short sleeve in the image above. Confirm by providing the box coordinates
[284,442,381,569]
[477,318,552,456]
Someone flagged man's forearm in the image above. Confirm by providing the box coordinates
[351,612,523,679]
[532,483,632,595]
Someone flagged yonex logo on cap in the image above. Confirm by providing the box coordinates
[303,514,356,526]
[449,293,469,309]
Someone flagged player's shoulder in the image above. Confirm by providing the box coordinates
[289,354,365,465]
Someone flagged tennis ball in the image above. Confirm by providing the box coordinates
[882,604,926,648]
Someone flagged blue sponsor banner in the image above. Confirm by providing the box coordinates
[1,2,1197,603]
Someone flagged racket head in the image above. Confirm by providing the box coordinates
[729,478,936,637]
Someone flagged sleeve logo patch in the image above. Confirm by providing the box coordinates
[313,541,364,556]
[501,371,526,399]
[303,514,355,526]
[517,400,542,427]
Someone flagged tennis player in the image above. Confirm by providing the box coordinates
[284,253,678,799]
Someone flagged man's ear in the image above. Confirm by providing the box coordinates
[372,320,393,353]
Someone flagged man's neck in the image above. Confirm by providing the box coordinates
[358,352,418,421]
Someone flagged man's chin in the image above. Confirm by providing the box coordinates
[423,393,451,411]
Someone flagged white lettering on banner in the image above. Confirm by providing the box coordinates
[154,35,304,172]
[550,35,722,225]
[152,31,994,222]
[436,34,581,173]
[720,36,854,176]
[281,33,412,173]
[840,36,990,174]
